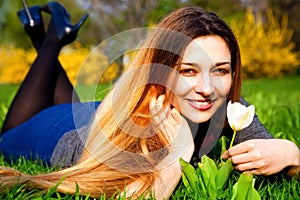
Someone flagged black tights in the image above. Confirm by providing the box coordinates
[1,20,80,133]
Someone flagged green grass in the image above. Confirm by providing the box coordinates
[242,76,300,145]
[0,76,300,199]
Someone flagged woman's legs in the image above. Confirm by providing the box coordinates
[1,5,83,133]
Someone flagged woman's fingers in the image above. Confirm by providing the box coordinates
[149,95,183,144]
[222,141,255,159]
[171,107,182,123]
[150,95,176,127]
[149,95,166,129]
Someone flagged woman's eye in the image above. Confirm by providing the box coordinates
[213,68,230,76]
[179,69,197,76]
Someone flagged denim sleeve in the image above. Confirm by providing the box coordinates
[233,98,274,144]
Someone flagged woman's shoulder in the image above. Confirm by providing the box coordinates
[239,97,250,106]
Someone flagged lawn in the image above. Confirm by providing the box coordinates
[0,76,299,199]
[241,76,300,144]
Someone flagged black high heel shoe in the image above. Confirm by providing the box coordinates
[41,1,89,46]
[17,1,45,49]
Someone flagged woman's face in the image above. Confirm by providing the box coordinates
[167,35,232,123]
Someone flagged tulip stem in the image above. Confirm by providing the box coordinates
[229,130,237,148]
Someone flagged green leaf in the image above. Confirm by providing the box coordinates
[197,163,211,197]
[181,171,192,192]
[231,172,261,200]
[207,175,217,199]
[179,158,200,192]
[201,155,218,175]
[215,159,234,191]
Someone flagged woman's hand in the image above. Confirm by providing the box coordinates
[149,95,182,147]
[149,94,194,199]
[149,95,194,158]
[222,139,300,176]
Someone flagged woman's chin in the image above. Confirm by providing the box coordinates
[183,114,211,124]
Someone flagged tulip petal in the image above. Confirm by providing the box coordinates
[227,101,235,129]
[227,101,255,131]
[240,105,255,130]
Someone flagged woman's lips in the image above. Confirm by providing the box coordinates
[187,99,214,111]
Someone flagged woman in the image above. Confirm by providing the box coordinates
[0,2,299,199]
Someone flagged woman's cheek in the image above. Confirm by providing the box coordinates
[213,76,232,97]
[223,78,232,96]
[166,77,190,111]
[173,77,192,96]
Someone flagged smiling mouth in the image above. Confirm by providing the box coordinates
[187,99,214,111]
[190,100,210,105]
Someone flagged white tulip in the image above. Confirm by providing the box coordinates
[227,100,255,148]
[227,100,255,131]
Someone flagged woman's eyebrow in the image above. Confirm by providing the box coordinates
[180,61,231,67]
[215,61,231,66]
[180,62,195,66]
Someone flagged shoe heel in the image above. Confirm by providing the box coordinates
[72,13,89,33]
[17,5,43,28]
[17,4,45,49]
[42,1,88,45]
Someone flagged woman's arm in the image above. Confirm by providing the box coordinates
[152,119,194,199]
[124,128,194,200]
[123,95,194,199]
[149,95,194,199]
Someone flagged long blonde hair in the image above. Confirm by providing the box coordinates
[0,7,242,198]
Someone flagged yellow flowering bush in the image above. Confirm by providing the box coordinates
[99,62,120,83]
[0,42,121,85]
[0,45,33,84]
[58,43,90,85]
[230,9,300,78]
[74,48,120,85]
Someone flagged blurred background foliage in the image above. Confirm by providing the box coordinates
[231,9,299,78]
[0,0,299,85]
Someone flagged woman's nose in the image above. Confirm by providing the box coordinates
[193,74,213,96]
